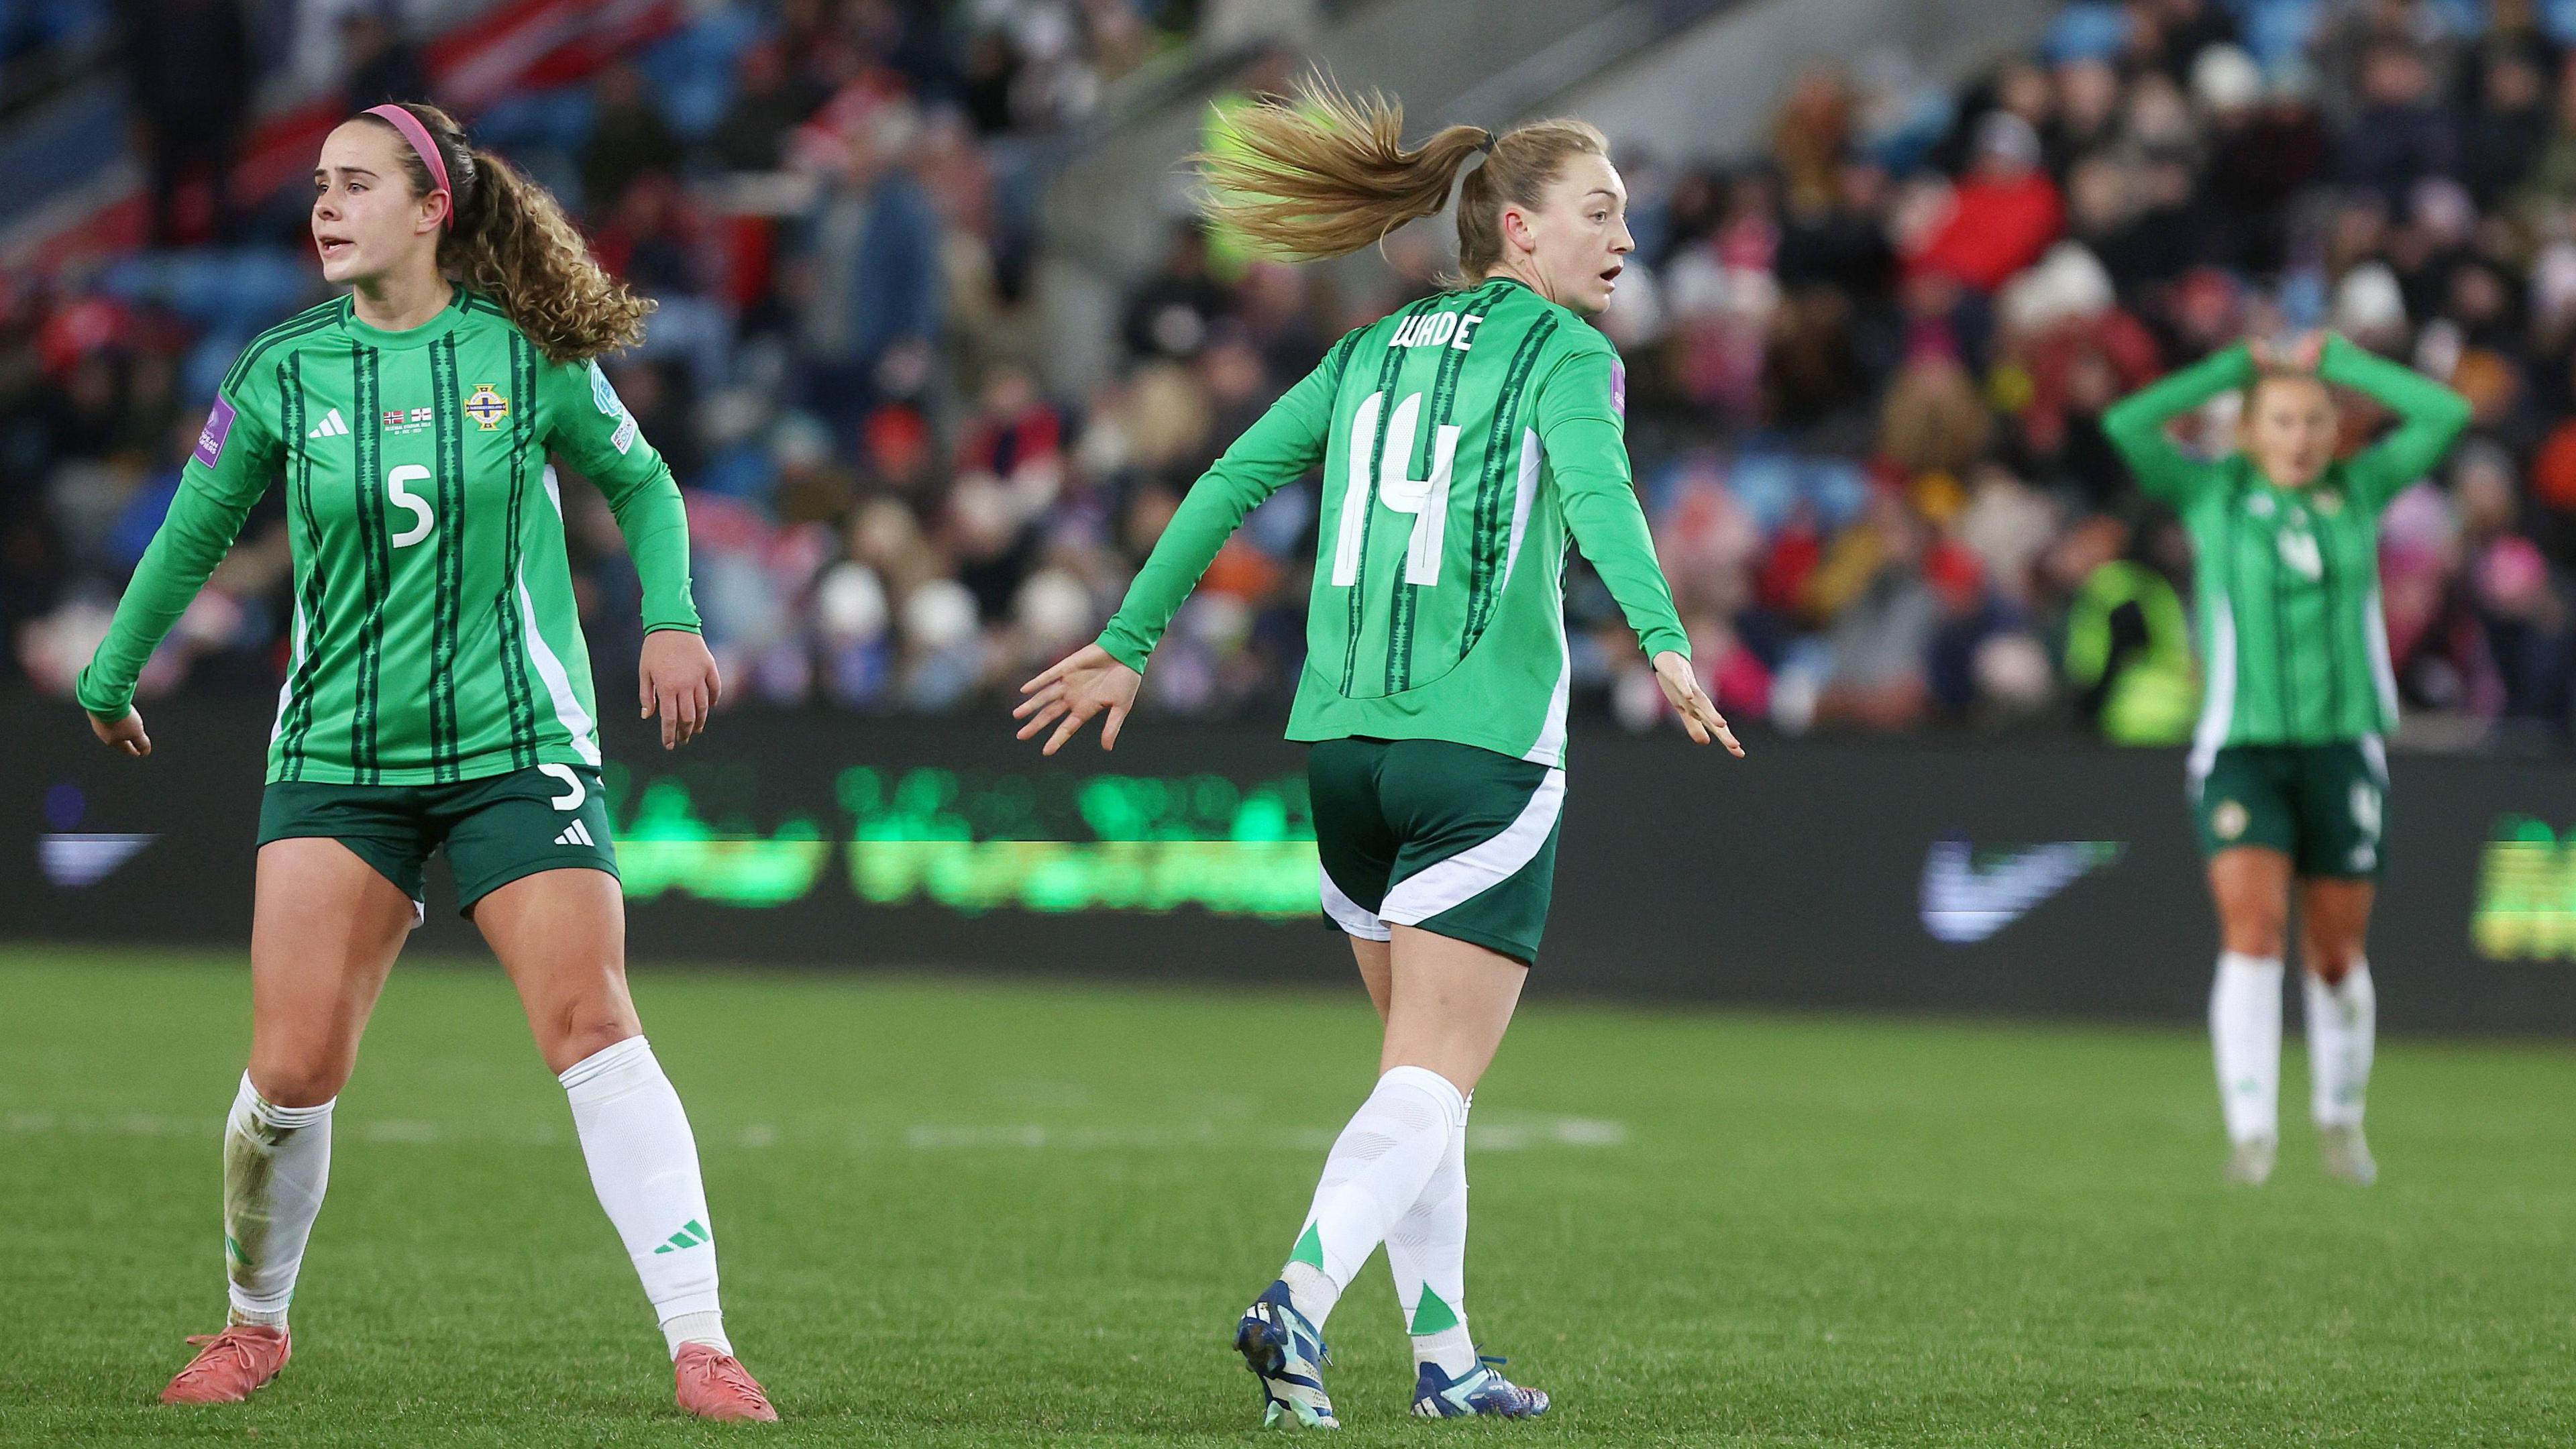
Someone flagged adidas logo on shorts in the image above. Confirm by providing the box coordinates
[553,820,596,848]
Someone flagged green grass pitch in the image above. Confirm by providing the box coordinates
[5,945,2575,1446]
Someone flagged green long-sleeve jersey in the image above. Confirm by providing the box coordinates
[1097,277,1689,768]
[2102,336,2470,764]
[77,288,700,785]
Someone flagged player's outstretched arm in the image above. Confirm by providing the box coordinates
[1538,345,1743,757]
[2317,331,2473,510]
[1018,337,1349,755]
[2100,342,2255,504]
[76,381,283,757]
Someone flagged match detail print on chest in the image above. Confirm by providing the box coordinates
[294,343,517,533]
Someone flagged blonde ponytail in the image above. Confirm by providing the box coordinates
[1194,76,1609,280]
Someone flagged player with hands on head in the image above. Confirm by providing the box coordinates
[80,101,770,1421]
[2103,326,2469,1187]
[1016,77,1739,1430]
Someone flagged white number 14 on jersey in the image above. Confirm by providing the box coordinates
[1332,390,1460,590]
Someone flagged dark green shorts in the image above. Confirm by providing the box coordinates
[256,763,618,919]
[2192,739,2387,879]
[1308,737,1563,965]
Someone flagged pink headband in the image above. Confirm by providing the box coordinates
[364,104,453,229]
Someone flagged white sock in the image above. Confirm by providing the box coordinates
[2210,952,2284,1144]
[1387,1091,1476,1375]
[1279,1065,1466,1330]
[222,1073,334,1328]
[2306,962,2375,1129]
[559,1036,729,1359]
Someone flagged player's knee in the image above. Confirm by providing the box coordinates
[2306,945,2358,985]
[2222,917,2287,959]
[246,1050,353,1108]
[542,999,641,1073]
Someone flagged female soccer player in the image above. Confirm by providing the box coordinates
[2104,331,2469,1187]
[78,103,774,1421]
[1015,83,1742,1427]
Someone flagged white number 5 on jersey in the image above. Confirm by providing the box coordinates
[1332,390,1460,589]
[386,464,435,547]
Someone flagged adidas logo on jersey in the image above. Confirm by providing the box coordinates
[305,409,350,439]
[553,820,596,848]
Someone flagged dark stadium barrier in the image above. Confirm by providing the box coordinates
[8,694,2575,1034]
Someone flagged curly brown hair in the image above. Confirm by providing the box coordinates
[358,101,653,363]
[1193,75,1608,283]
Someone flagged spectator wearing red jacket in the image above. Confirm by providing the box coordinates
[1907,112,2065,292]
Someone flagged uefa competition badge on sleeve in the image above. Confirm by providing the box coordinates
[194,396,236,467]
[589,358,639,453]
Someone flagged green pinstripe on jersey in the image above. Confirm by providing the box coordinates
[347,342,388,782]
[1384,280,1505,692]
[427,333,464,779]
[494,329,540,768]
[278,351,324,777]
[1340,294,1439,696]
[78,288,702,786]
[1460,309,1556,657]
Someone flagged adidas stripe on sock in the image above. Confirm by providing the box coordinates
[560,1036,731,1358]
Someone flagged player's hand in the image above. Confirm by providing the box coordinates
[1015,643,1142,755]
[639,629,720,750]
[1653,650,1743,757]
[89,706,150,758]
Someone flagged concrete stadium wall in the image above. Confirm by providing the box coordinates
[10,694,2575,1035]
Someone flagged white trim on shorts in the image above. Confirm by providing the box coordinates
[1319,866,1393,941]
[1379,768,1566,927]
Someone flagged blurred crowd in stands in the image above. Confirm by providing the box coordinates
[9,0,2576,750]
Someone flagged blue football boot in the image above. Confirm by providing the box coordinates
[1234,1279,1338,1429]
[1411,1353,1550,1419]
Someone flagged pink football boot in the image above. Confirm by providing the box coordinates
[673,1343,779,1422]
[160,1324,290,1405]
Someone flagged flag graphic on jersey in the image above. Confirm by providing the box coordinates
[2102,336,2470,763]
[1097,278,1686,767]
[78,289,701,786]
